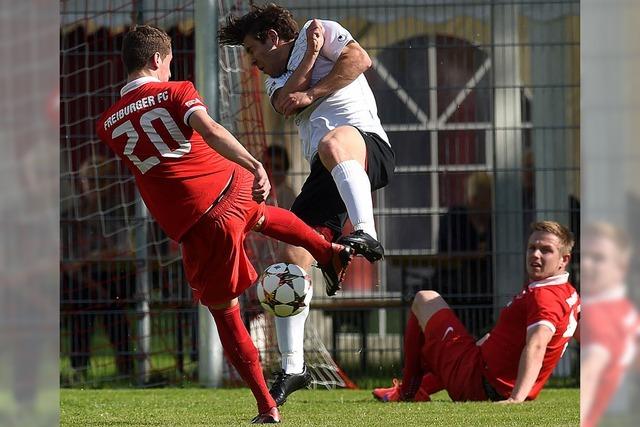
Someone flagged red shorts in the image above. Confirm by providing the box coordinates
[421,308,487,401]
[181,167,265,307]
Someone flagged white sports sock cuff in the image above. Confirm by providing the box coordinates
[281,352,304,374]
[330,159,364,181]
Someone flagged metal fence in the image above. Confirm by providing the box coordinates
[60,0,579,387]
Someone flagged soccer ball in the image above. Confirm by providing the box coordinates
[256,263,312,317]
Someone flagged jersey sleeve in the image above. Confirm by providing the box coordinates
[526,288,568,335]
[265,71,293,102]
[319,20,355,62]
[173,81,208,126]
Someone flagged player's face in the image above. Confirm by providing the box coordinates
[243,34,286,77]
[526,231,570,281]
[581,236,626,294]
[157,51,173,82]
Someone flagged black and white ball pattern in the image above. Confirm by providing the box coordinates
[257,263,312,317]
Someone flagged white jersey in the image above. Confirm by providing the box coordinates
[265,20,389,164]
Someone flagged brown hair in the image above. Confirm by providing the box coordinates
[530,220,575,255]
[218,3,298,46]
[122,25,172,74]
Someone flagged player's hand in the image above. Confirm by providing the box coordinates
[252,163,271,203]
[306,19,324,54]
[280,91,314,117]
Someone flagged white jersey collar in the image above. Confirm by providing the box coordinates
[121,76,161,97]
[528,272,570,289]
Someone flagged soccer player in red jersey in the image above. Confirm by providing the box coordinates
[96,25,356,424]
[580,222,639,427]
[373,220,580,403]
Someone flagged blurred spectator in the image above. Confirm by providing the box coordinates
[438,172,492,252]
[580,222,639,427]
[264,144,296,210]
[435,172,493,336]
[60,156,135,382]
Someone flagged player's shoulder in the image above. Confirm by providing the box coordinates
[527,281,577,309]
[530,281,576,298]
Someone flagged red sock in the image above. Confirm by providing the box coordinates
[260,205,333,265]
[400,311,425,397]
[210,304,275,413]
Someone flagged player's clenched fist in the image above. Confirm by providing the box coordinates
[306,19,324,54]
[252,163,271,203]
[280,91,314,117]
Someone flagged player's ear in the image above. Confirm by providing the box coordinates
[266,29,279,46]
[150,51,162,69]
[561,252,571,270]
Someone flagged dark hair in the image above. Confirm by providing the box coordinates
[122,25,172,74]
[264,144,290,172]
[218,3,298,46]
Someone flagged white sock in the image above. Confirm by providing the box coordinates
[275,305,309,374]
[330,160,377,239]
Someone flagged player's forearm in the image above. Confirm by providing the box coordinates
[510,342,546,401]
[279,49,318,98]
[202,122,261,173]
[307,45,371,100]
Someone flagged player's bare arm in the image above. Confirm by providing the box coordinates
[281,41,372,116]
[189,109,270,202]
[500,325,554,403]
[272,20,324,115]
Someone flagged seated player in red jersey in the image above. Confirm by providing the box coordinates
[373,220,580,403]
[96,25,359,424]
[580,222,639,427]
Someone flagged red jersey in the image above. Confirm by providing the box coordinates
[480,273,579,400]
[581,288,639,427]
[96,77,235,241]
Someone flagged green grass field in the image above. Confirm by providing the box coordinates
[61,387,579,426]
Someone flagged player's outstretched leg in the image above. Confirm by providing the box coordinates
[257,205,353,295]
[209,301,281,423]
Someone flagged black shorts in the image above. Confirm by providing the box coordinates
[290,128,395,239]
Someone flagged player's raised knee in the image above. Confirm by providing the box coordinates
[414,290,442,305]
[317,135,342,162]
[412,290,445,311]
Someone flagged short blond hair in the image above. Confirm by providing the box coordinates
[530,220,575,255]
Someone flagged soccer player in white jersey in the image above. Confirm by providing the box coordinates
[219,3,395,406]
